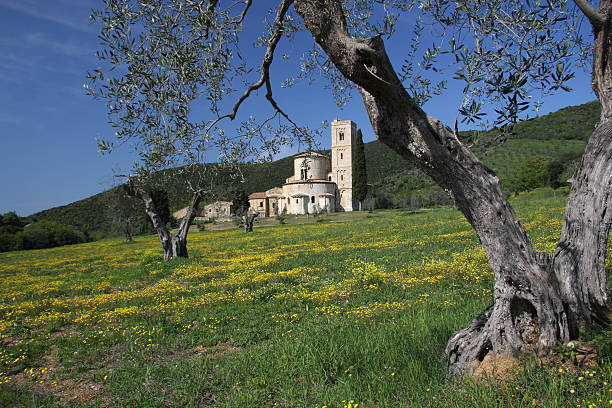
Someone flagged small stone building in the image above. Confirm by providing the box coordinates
[172,206,202,220]
[248,188,282,217]
[248,192,268,217]
[202,201,232,221]
[173,201,232,222]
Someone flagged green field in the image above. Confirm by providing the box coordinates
[1,189,610,407]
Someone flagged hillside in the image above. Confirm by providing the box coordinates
[493,100,600,141]
[369,101,599,205]
[28,101,600,237]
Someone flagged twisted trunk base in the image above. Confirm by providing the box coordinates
[243,212,258,232]
[159,232,190,259]
[124,216,133,242]
[446,268,609,377]
[125,178,204,260]
[445,253,569,376]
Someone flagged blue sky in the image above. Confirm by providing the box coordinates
[0,1,597,216]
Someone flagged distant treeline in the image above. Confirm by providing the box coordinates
[0,212,88,252]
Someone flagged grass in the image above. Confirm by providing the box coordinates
[0,188,610,407]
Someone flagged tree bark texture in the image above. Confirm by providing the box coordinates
[124,216,133,242]
[125,179,203,260]
[551,0,612,335]
[294,0,610,376]
[244,212,258,232]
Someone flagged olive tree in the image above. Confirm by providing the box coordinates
[87,0,610,375]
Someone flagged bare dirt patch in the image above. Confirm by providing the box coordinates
[472,353,521,381]
[48,325,79,340]
[11,342,112,407]
[472,340,599,381]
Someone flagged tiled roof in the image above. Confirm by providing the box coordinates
[248,192,266,199]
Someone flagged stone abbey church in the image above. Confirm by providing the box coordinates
[248,119,366,217]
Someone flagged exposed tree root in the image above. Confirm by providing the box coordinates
[445,306,494,377]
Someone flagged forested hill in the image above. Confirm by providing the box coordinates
[28,101,600,238]
[492,100,600,141]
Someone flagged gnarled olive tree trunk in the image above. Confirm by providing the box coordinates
[294,0,610,376]
[125,179,204,260]
[551,0,612,335]
[124,216,133,242]
[243,212,258,232]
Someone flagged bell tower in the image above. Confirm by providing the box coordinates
[330,119,356,211]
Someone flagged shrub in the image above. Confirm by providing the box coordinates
[546,159,565,188]
[15,228,51,250]
[2,211,23,228]
[348,260,386,285]
[516,155,554,192]
[374,191,394,209]
[30,221,87,247]
[0,224,22,234]
[0,211,25,235]
[195,220,208,231]
[169,215,179,229]
[140,249,163,265]
[6,221,87,251]
[0,233,17,252]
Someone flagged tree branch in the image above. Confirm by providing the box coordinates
[573,0,605,28]
[122,176,172,242]
[177,188,207,239]
[205,0,296,133]
[204,0,219,38]
[236,0,253,24]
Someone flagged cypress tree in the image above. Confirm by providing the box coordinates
[352,128,368,210]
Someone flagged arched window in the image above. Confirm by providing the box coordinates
[340,153,343,160]
[339,131,344,141]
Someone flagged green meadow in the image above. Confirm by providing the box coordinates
[0,189,610,407]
